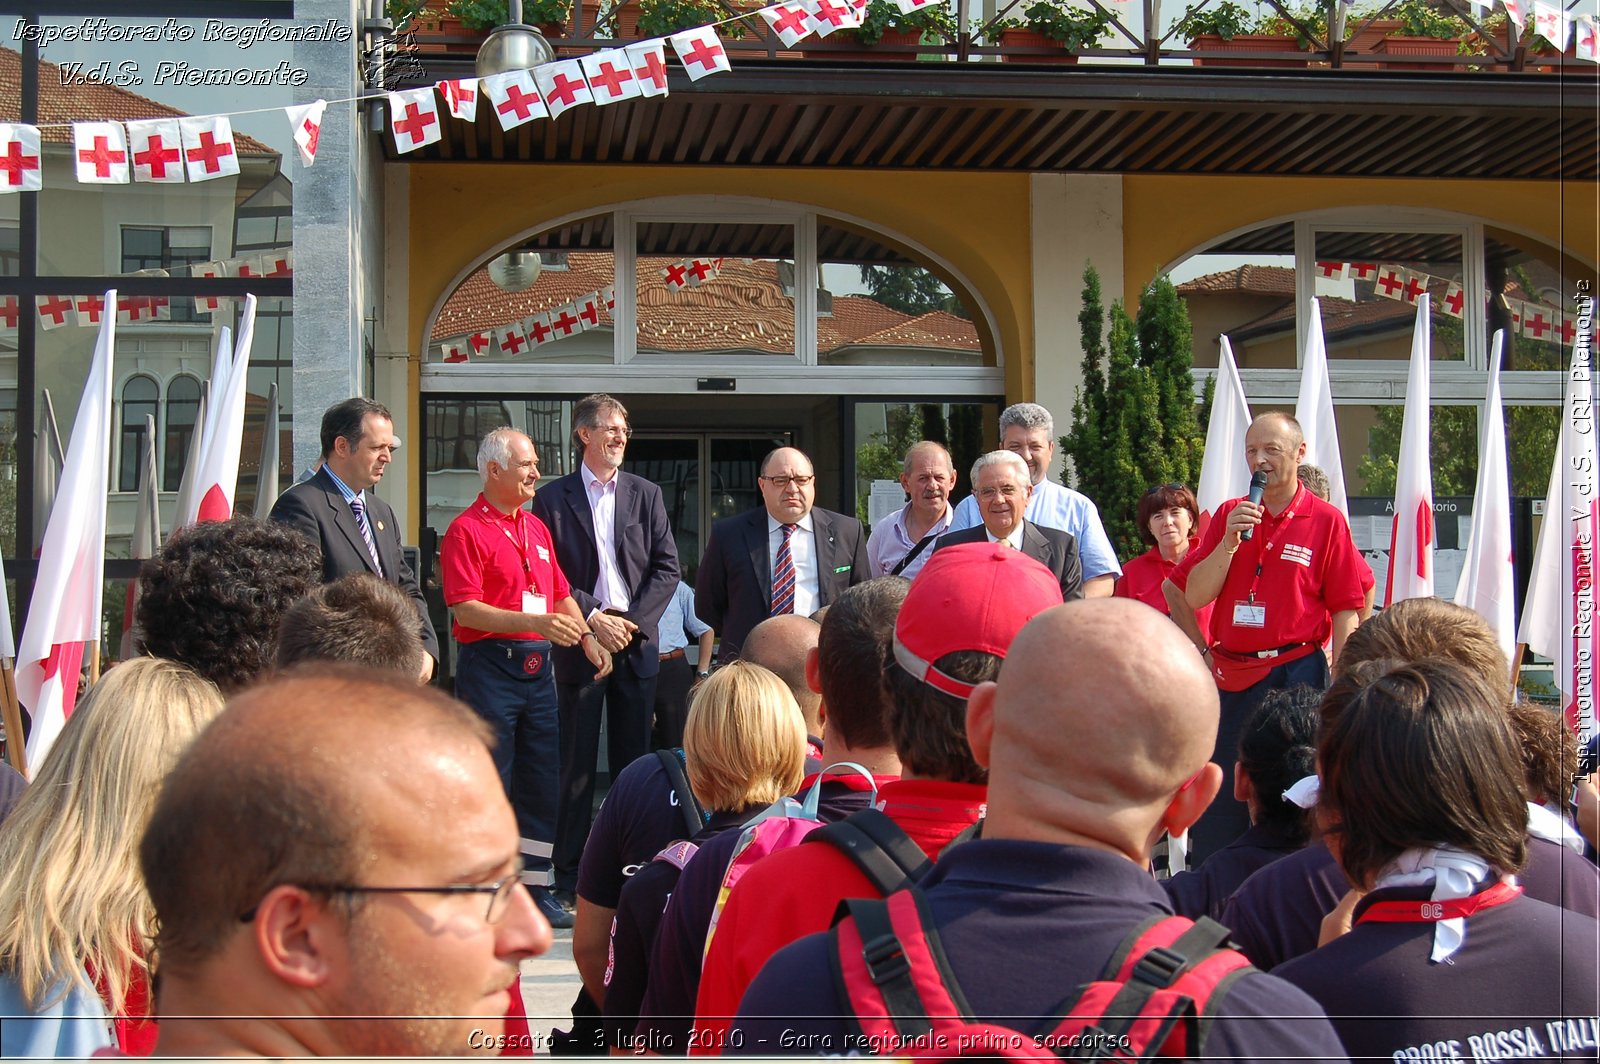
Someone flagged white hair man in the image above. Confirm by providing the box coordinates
[935,450,1082,601]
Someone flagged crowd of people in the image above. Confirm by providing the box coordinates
[0,394,1593,1061]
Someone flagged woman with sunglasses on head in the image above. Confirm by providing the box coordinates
[1115,483,1213,643]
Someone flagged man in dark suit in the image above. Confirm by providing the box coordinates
[530,394,680,904]
[696,446,870,663]
[936,450,1083,601]
[269,398,439,680]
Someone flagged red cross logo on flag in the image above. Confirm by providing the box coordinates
[534,59,595,119]
[577,294,603,327]
[760,3,815,46]
[147,294,171,321]
[0,296,17,330]
[601,285,617,311]
[1532,0,1567,46]
[1348,261,1378,281]
[1315,261,1346,279]
[36,295,75,330]
[670,27,731,80]
[126,119,184,183]
[550,305,583,337]
[1442,282,1465,318]
[807,0,863,35]
[1505,297,1524,330]
[74,294,105,325]
[892,0,933,9]
[582,49,642,104]
[1577,15,1598,61]
[494,323,529,358]
[1503,0,1525,27]
[526,314,554,345]
[440,339,470,363]
[1557,313,1578,345]
[285,99,327,167]
[469,332,492,356]
[117,294,149,324]
[190,260,228,315]
[686,259,718,286]
[438,78,481,122]
[662,261,691,289]
[1523,306,1553,341]
[180,116,240,182]
[0,124,43,193]
[625,41,671,97]
[1374,266,1407,300]
[483,70,548,130]
[1400,271,1428,305]
[72,122,129,184]
[389,88,443,152]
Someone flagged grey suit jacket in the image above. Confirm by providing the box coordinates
[934,521,1084,601]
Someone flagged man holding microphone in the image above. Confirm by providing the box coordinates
[1164,412,1365,862]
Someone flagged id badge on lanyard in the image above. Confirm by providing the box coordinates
[523,589,547,615]
[1233,600,1266,628]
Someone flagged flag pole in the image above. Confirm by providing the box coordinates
[0,662,24,776]
[87,642,100,687]
[1510,641,1526,694]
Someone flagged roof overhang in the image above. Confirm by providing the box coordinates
[387,60,1595,180]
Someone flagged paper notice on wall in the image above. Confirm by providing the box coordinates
[1350,514,1394,552]
[1364,550,1388,598]
[869,480,906,527]
[1433,549,1467,603]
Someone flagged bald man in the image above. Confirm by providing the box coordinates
[695,446,869,663]
[742,614,824,761]
[140,668,553,1057]
[732,600,1348,1062]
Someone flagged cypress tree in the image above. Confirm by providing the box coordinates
[1064,264,1111,503]
[1135,274,1201,487]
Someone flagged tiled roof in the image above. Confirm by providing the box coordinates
[0,47,276,154]
[432,252,980,354]
[1176,265,1298,297]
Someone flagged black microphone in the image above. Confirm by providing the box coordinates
[1239,470,1269,542]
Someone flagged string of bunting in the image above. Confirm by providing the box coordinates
[1316,259,1579,346]
[0,0,1589,187]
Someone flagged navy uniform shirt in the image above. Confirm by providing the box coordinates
[732,841,1348,1062]
[1277,887,1600,1061]
[578,752,703,910]
[1164,820,1304,923]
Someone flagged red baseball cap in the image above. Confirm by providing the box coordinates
[891,541,1065,698]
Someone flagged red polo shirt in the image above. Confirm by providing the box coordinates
[1114,543,1213,642]
[441,493,571,644]
[1170,486,1364,683]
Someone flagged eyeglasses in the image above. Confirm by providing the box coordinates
[240,867,526,925]
[596,425,632,439]
[976,485,1022,501]
[761,474,814,490]
[1144,483,1186,496]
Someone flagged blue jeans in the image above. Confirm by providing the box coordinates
[455,638,560,876]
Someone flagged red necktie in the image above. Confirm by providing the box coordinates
[771,524,797,615]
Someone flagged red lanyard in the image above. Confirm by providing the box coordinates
[1356,880,1522,924]
[1244,485,1303,604]
[494,509,535,588]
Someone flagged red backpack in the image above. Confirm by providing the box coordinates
[831,887,1254,1061]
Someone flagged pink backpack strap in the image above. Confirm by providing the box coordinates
[832,888,973,1050]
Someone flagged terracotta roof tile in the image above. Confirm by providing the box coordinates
[1176,265,1298,297]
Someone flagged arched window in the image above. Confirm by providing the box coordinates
[164,375,201,491]
[118,375,159,493]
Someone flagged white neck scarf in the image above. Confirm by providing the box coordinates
[1372,846,1498,963]
[1526,801,1587,854]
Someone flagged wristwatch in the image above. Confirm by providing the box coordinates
[696,669,711,678]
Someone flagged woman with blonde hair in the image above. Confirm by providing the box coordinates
[601,661,807,1052]
[0,656,225,1056]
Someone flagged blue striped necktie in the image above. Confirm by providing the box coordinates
[770,523,797,615]
[350,493,384,575]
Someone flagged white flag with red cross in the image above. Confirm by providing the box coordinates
[1314,260,1346,280]
[685,258,720,286]
[548,303,584,338]
[1522,302,1557,342]
[625,40,671,97]
[147,294,172,322]
[469,331,493,358]
[1555,312,1578,347]
[0,124,43,193]
[662,260,691,289]
[601,285,617,312]
[577,292,605,328]
[179,115,239,182]
[285,99,326,166]
[36,295,76,331]
[389,87,443,152]
[892,0,940,12]
[525,313,555,346]
[583,50,642,104]
[72,122,129,184]
[1372,264,1409,302]
[190,260,231,315]
[1577,15,1598,61]
[760,3,816,46]
[1397,268,1428,305]
[483,70,548,130]
[534,60,595,119]
[438,78,480,122]
[671,27,732,79]
[493,322,529,358]
[127,119,185,183]
[1441,281,1466,318]
[1195,336,1252,537]
[116,293,150,325]
[1294,298,1348,517]
[1385,297,1435,607]
[1532,0,1567,45]
[0,296,19,332]
[74,293,107,326]
[1503,0,1526,30]
[1453,332,1515,668]
[189,296,258,525]
[1503,296,1525,332]
[1347,261,1378,282]
[439,339,470,363]
[260,249,293,278]
[806,0,863,34]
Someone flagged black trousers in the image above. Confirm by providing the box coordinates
[651,654,695,751]
[553,652,657,891]
[1186,649,1330,868]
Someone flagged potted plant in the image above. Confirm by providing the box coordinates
[1372,0,1467,68]
[636,0,745,37]
[804,0,954,59]
[1179,0,1303,65]
[448,0,575,35]
[993,0,1111,63]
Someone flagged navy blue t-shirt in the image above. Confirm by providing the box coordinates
[1164,820,1303,923]
[578,752,703,909]
[732,841,1349,1063]
[1277,886,1600,1061]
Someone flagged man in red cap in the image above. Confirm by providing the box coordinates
[690,542,1066,1046]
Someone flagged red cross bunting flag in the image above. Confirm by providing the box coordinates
[285,99,327,166]
[126,119,185,183]
[892,0,939,11]
[73,122,129,184]
[807,0,863,35]
[483,70,548,130]
[625,40,671,97]
[525,313,555,346]
[0,124,43,193]
[0,296,17,331]
[36,295,76,330]
[533,60,594,119]
[760,3,816,46]
[439,339,470,363]
[190,260,229,315]
[1503,0,1525,28]
[662,260,691,289]
[1442,281,1465,318]
[601,284,617,311]
[438,77,480,122]
[1578,15,1598,61]
[74,293,106,325]
[1315,260,1346,279]
[1532,0,1567,44]
[389,87,443,152]
[577,292,604,327]
[179,116,239,182]
[671,27,731,80]
[582,49,642,104]
[548,303,583,338]
[469,331,492,357]
[493,322,529,358]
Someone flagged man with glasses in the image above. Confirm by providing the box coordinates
[696,446,869,663]
[935,450,1082,601]
[138,667,553,1057]
[530,394,680,912]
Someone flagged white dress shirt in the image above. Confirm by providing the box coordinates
[768,512,820,617]
[985,523,1026,551]
[584,462,631,612]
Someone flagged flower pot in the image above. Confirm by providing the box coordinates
[408,13,482,53]
[1372,34,1462,70]
[998,27,1079,64]
[1188,32,1304,67]
[803,27,927,59]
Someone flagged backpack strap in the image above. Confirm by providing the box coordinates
[657,748,707,837]
[653,838,700,871]
[809,808,935,895]
[831,888,975,1047]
